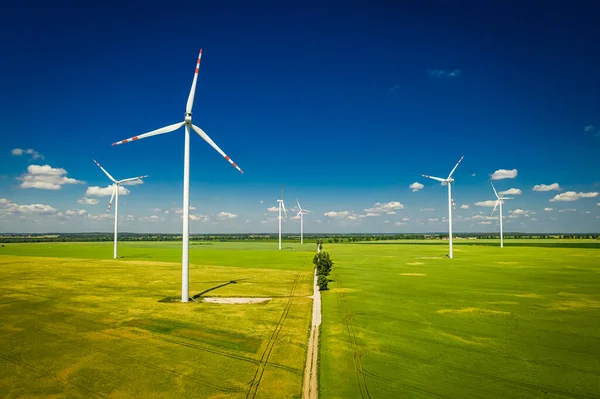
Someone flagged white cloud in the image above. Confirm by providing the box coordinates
[65,209,87,216]
[420,208,435,212]
[544,208,553,212]
[259,200,264,204]
[478,221,492,225]
[584,125,594,132]
[475,200,497,207]
[18,164,82,190]
[395,222,406,225]
[12,148,44,160]
[324,211,350,218]
[597,203,600,206]
[77,197,99,205]
[410,182,424,192]
[86,185,130,197]
[151,208,161,213]
[549,191,598,202]
[471,173,476,177]
[139,215,162,222]
[511,209,530,215]
[460,204,470,209]
[558,208,577,213]
[218,212,237,219]
[471,215,496,221]
[362,212,379,217]
[427,69,461,78]
[88,214,112,221]
[386,211,396,215]
[491,169,518,180]
[267,206,279,212]
[189,214,209,221]
[364,201,404,215]
[347,215,359,221]
[499,188,522,196]
[428,218,439,222]
[402,217,410,221]
[533,183,561,192]
[1,200,58,215]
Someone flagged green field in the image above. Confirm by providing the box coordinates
[1,241,599,398]
[320,243,600,398]
[0,242,314,398]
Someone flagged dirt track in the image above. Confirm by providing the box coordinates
[303,269,321,399]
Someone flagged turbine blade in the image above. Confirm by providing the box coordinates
[186,49,203,115]
[107,185,116,213]
[296,198,302,211]
[191,124,244,173]
[491,181,499,198]
[93,159,116,183]
[492,200,499,215]
[447,156,464,179]
[421,174,446,182]
[112,122,184,146]
[118,175,148,184]
[282,201,287,217]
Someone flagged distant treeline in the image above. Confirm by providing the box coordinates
[0,232,598,243]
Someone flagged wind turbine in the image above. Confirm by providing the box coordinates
[296,198,309,244]
[277,185,287,250]
[93,160,147,259]
[491,182,512,248]
[111,49,244,303]
[422,156,464,259]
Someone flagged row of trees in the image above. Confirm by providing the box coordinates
[313,240,334,291]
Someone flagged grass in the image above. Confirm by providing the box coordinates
[319,243,600,398]
[0,242,314,398]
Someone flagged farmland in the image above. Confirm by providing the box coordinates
[1,240,599,398]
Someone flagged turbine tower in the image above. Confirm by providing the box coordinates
[111,49,244,302]
[422,156,464,259]
[296,198,309,244]
[491,182,512,248]
[93,160,147,259]
[277,184,287,250]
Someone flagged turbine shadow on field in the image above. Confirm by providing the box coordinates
[192,278,253,299]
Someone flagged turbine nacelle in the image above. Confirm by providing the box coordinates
[184,112,192,123]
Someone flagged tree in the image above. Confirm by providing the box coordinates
[313,251,333,276]
[317,275,329,290]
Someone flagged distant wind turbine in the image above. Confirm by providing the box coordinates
[491,182,512,248]
[422,156,464,259]
[277,185,287,250]
[93,160,147,259]
[111,49,244,302]
[296,198,309,244]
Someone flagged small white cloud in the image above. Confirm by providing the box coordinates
[491,169,518,180]
[428,218,439,222]
[471,173,476,177]
[499,188,522,196]
[65,209,87,216]
[402,217,410,221]
[88,213,112,221]
[475,200,497,207]
[395,222,406,225]
[478,221,492,225]
[584,125,594,132]
[363,212,379,217]
[189,214,209,221]
[77,197,99,205]
[86,185,130,197]
[18,164,82,190]
[259,200,264,204]
[585,211,591,214]
[558,208,577,213]
[544,208,553,212]
[420,208,435,212]
[386,211,396,215]
[347,215,359,221]
[1,200,58,215]
[533,183,561,192]
[460,204,470,209]
[139,215,162,222]
[550,191,598,202]
[427,69,461,78]
[218,212,237,219]
[410,182,424,192]
[267,206,279,212]
[151,208,161,213]
[12,148,44,160]
[324,210,350,218]
[364,201,404,215]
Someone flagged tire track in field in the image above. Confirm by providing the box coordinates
[31,327,242,394]
[246,272,302,399]
[0,352,108,399]
[377,347,598,399]
[336,274,371,399]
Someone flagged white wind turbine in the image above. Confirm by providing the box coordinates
[422,156,464,259]
[296,198,309,244]
[491,182,512,248]
[93,160,147,259]
[277,185,287,250]
[111,49,244,303]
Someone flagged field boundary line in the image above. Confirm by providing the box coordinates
[246,271,302,399]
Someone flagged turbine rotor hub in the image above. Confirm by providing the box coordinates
[184,112,192,123]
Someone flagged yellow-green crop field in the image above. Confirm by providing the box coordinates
[1,240,599,398]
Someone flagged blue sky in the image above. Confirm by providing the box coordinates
[1,0,599,233]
